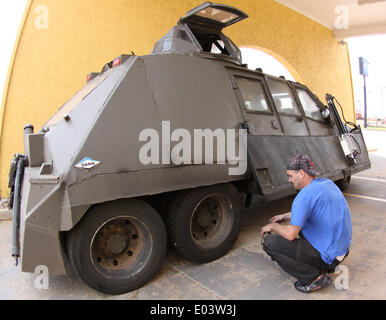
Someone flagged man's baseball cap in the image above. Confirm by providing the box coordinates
[286,154,321,177]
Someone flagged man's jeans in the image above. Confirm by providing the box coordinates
[262,232,348,285]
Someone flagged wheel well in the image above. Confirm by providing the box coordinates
[143,182,249,213]
[60,181,251,266]
[231,179,262,208]
[61,182,249,254]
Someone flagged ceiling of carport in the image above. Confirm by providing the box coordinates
[274,0,386,39]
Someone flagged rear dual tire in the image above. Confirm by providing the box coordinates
[67,183,241,294]
[166,183,242,263]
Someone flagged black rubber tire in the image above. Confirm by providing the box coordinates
[166,183,242,263]
[335,175,351,191]
[67,199,167,295]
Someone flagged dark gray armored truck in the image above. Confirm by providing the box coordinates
[8,2,370,294]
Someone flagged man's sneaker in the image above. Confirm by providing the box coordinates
[294,273,332,293]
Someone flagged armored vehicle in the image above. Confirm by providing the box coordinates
[8,2,370,295]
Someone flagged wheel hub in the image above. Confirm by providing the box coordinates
[197,208,213,228]
[106,234,127,254]
[191,197,222,241]
[91,218,141,271]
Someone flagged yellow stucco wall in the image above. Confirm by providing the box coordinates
[0,0,355,197]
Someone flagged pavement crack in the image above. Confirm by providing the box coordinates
[167,262,227,300]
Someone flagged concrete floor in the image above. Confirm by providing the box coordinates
[0,132,385,300]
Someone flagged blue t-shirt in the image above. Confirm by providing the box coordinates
[290,178,352,264]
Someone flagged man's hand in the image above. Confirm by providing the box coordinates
[268,212,291,224]
[261,221,301,241]
[261,223,274,236]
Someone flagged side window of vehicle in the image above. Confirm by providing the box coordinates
[235,77,270,113]
[267,79,300,116]
[296,89,324,122]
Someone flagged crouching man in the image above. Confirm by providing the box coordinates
[261,154,351,293]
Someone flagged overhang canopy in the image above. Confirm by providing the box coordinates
[275,0,386,39]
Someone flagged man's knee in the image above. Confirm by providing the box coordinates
[262,233,279,254]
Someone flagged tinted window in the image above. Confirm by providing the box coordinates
[267,79,300,115]
[195,8,239,24]
[297,89,324,122]
[236,77,269,113]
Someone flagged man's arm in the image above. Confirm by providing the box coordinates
[261,223,301,241]
[269,212,291,223]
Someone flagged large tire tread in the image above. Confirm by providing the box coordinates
[67,198,167,295]
[166,183,241,264]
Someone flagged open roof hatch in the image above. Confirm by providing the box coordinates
[152,2,247,64]
[179,2,248,30]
